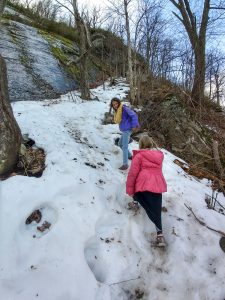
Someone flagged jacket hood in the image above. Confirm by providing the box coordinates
[133,149,163,165]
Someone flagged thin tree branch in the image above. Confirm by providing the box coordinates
[55,0,74,17]
[109,276,141,286]
[169,0,180,9]
[172,11,184,23]
[184,203,225,236]
[212,140,224,178]
[170,0,197,47]
[183,0,197,31]
[199,0,210,40]
[210,6,225,10]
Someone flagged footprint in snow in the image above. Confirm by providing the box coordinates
[84,237,108,283]
[24,204,58,238]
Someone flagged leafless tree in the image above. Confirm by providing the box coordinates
[0,0,21,175]
[82,6,106,29]
[31,0,61,20]
[55,0,104,99]
[124,0,135,103]
[179,42,195,90]
[72,0,91,99]
[210,1,225,10]
[24,0,34,9]
[107,0,136,103]
[137,0,180,84]
[169,0,210,105]
[0,55,22,175]
[206,50,225,105]
[136,0,163,73]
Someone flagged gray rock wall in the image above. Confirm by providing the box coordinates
[0,20,77,102]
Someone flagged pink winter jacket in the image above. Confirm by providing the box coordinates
[126,149,167,196]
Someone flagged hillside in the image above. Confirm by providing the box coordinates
[0,80,225,300]
[0,4,127,102]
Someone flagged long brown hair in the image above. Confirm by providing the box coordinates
[110,97,121,113]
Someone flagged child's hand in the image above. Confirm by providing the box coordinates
[132,126,140,133]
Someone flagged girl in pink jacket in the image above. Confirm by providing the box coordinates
[126,135,167,247]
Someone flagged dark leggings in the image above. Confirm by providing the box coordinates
[133,191,162,233]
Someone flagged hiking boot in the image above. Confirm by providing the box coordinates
[119,165,129,170]
[128,201,139,212]
[156,234,166,247]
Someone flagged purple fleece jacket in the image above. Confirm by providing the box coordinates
[119,105,139,132]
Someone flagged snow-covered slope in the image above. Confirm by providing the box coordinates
[0,80,225,300]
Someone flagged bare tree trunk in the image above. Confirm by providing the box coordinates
[207,53,213,100]
[215,74,220,105]
[80,54,90,99]
[109,52,112,77]
[124,0,135,104]
[146,35,151,73]
[209,75,212,100]
[192,46,206,104]
[169,0,210,105]
[212,140,224,178]
[56,0,103,98]
[0,0,6,19]
[133,53,137,104]
[123,52,126,78]
[115,48,118,77]
[72,0,90,99]
[101,39,105,90]
[0,55,22,175]
[137,65,141,105]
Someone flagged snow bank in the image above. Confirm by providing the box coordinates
[0,80,225,300]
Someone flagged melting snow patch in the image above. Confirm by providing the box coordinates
[0,79,225,299]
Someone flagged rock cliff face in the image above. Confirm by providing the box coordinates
[0,6,129,102]
[0,17,77,102]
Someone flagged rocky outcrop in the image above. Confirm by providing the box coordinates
[0,19,77,102]
[140,96,218,171]
[0,55,21,175]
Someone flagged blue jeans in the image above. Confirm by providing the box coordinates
[119,130,132,165]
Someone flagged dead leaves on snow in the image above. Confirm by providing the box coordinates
[18,147,45,177]
[0,137,45,180]
[25,209,51,234]
[173,159,225,193]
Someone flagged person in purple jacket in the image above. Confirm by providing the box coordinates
[110,97,140,170]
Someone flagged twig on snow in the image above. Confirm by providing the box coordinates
[109,276,141,286]
[184,203,225,236]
